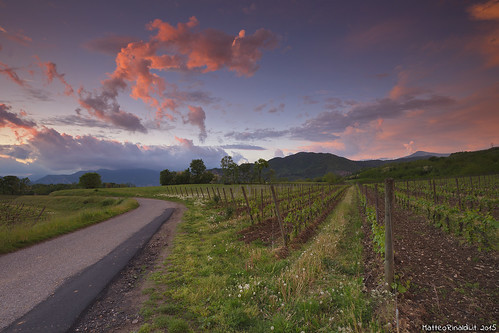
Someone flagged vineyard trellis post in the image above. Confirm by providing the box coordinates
[455,178,462,211]
[241,186,254,224]
[270,185,287,247]
[384,178,395,292]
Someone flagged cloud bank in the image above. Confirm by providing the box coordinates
[77,16,277,138]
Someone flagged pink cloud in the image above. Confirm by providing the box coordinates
[38,61,74,96]
[81,16,277,136]
[0,24,32,45]
[468,0,499,67]
[469,0,499,21]
[345,19,409,50]
[0,103,38,142]
[0,61,27,87]
[388,68,428,100]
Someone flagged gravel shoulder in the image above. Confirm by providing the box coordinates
[70,201,186,333]
[0,198,175,332]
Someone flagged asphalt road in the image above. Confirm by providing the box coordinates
[0,198,173,333]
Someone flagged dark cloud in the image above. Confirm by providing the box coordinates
[290,94,455,141]
[78,83,147,133]
[225,128,288,141]
[184,105,207,142]
[41,114,119,129]
[22,128,226,171]
[221,144,266,150]
[0,145,32,159]
[225,94,456,143]
[302,95,319,105]
[268,103,285,113]
[0,103,37,129]
[26,88,53,102]
[83,34,141,55]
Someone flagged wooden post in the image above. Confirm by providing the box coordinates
[229,188,235,206]
[384,178,395,292]
[432,180,437,204]
[455,178,461,210]
[35,206,46,223]
[222,188,228,205]
[270,185,287,247]
[374,183,379,224]
[217,188,223,204]
[241,186,254,224]
[206,187,211,200]
[261,188,264,222]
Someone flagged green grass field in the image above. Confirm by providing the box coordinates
[0,195,138,254]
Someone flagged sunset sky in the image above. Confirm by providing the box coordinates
[1,0,498,179]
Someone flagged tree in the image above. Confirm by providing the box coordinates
[190,159,206,183]
[200,171,215,184]
[174,169,191,184]
[220,156,238,184]
[79,172,102,189]
[160,169,175,185]
[238,163,252,183]
[253,158,269,183]
[324,172,340,184]
[0,175,20,194]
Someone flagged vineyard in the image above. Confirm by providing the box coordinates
[357,175,498,330]
[0,200,47,226]
[360,174,499,251]
[155,183,347,249]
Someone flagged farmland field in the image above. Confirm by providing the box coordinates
[2,177,497,331]
[0,195,138,253]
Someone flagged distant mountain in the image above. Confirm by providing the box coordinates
[34,169,160,187]
[404,151,450,159]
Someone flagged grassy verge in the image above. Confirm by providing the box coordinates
[0,196,138,254]
[136,186,383,332]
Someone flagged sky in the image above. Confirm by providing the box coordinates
[1,0,498,180]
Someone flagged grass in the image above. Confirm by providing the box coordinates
[0,195,138,253]
[134,186,384,332]
[1,184,386,329]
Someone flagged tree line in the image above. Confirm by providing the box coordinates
[160,157,272,185]
[0,173,133,195]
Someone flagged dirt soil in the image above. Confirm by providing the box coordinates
[70,202,186,333]
[362,188,498,332]
[238,189,347,255]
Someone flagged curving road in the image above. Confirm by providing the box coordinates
[0,198,174,333]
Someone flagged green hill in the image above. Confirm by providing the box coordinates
[353,147,499,181]
[267,152,368,180]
